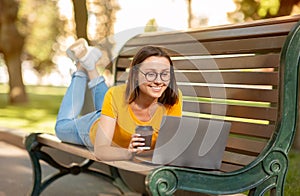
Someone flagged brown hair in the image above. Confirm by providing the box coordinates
[125,45,179,105]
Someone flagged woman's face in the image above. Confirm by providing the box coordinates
[137,56,171,100]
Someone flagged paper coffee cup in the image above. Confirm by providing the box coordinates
[135,126,153,150]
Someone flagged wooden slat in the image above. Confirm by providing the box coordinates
[179,85,278,102]
[220,162,243,172]
[177,119,275,139]
[201,36,286,55]
[175,71,279,85]
[125,18,298,46]
[222,151,256,166]
[116,57,131,69]
[189,22,297,41]
[172,54,280,70]
[120,35,287,56]
[225,137,267,156]
[116,53,280,70]
[229,121,274,139]
[182,102,277,121]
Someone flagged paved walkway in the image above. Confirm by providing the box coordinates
[0,141,123,196]
[0,128,128,196]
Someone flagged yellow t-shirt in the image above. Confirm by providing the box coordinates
[89,84,182,148]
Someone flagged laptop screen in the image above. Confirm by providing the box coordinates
[151,116,231,169]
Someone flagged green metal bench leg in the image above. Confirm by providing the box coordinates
[109,166,136,194]
[24,133,135,195]
[26,142,42,196]
[248,151,288,196]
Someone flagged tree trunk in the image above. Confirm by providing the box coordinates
[5,50,27,103]
[0,0,27,104]
[187,0,192,28]
[72,0,88,42]
[276,0,300,17]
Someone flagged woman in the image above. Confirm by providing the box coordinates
[55,39,182,161]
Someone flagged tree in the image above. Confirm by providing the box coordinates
[72,0,89,43]
[0,0,61,104]
[19,0,60,74]
[186,0,192,28]
[71,0,119,67]
[229,0,300,22]
[0,0,27,104]
[144,19,158,32]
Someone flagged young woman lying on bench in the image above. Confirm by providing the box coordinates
[55,39,182,161]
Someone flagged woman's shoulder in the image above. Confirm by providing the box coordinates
[108,84,126,91]
[178,88,182,97]
[107,84,126,96]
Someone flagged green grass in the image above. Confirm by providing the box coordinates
[0,84,66,134]
[285,150,300,195]
[0,84,299,195]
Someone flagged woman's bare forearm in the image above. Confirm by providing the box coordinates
[94,145,133,161]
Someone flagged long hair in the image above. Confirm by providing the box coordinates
[125,45,179,105]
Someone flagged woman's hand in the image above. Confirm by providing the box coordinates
[128,134,145,153]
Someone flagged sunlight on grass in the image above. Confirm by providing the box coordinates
[26,85,66,96]
[0,84,64,134]
[0,83,9,93]
[0,118,29,127]
[286,150,300,196]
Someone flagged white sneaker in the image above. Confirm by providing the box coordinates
[66,38,88,62]
[66,38,102,71]
[79,47,102,71]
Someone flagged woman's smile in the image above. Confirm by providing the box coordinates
[138,56,171,99]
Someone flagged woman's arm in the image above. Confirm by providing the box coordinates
[94,114,134,161]
[94,114,146,161]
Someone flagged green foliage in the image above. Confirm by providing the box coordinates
[231,0,299,21]
[144,18,158,32]
[258,0,280,17]
[17,0,61,72]
[240,0,259,18]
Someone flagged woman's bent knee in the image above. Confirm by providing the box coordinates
[54,121,67,141]
[54,120,87,146]
[55,120,78,143]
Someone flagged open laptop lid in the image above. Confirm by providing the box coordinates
[151,116,231,169]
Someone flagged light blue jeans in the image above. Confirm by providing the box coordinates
[55,71,108,148]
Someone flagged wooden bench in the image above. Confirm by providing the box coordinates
[25,15,300,195]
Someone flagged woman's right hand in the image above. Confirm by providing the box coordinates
[128,133,145,153]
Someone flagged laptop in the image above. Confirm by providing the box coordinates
[136,116,231,170]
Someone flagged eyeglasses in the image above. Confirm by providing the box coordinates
[138,69,171,82]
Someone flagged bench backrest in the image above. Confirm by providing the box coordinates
[113,15,300,172]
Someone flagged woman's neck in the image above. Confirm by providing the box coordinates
[131,97,158,122]
[134,96,157,109]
